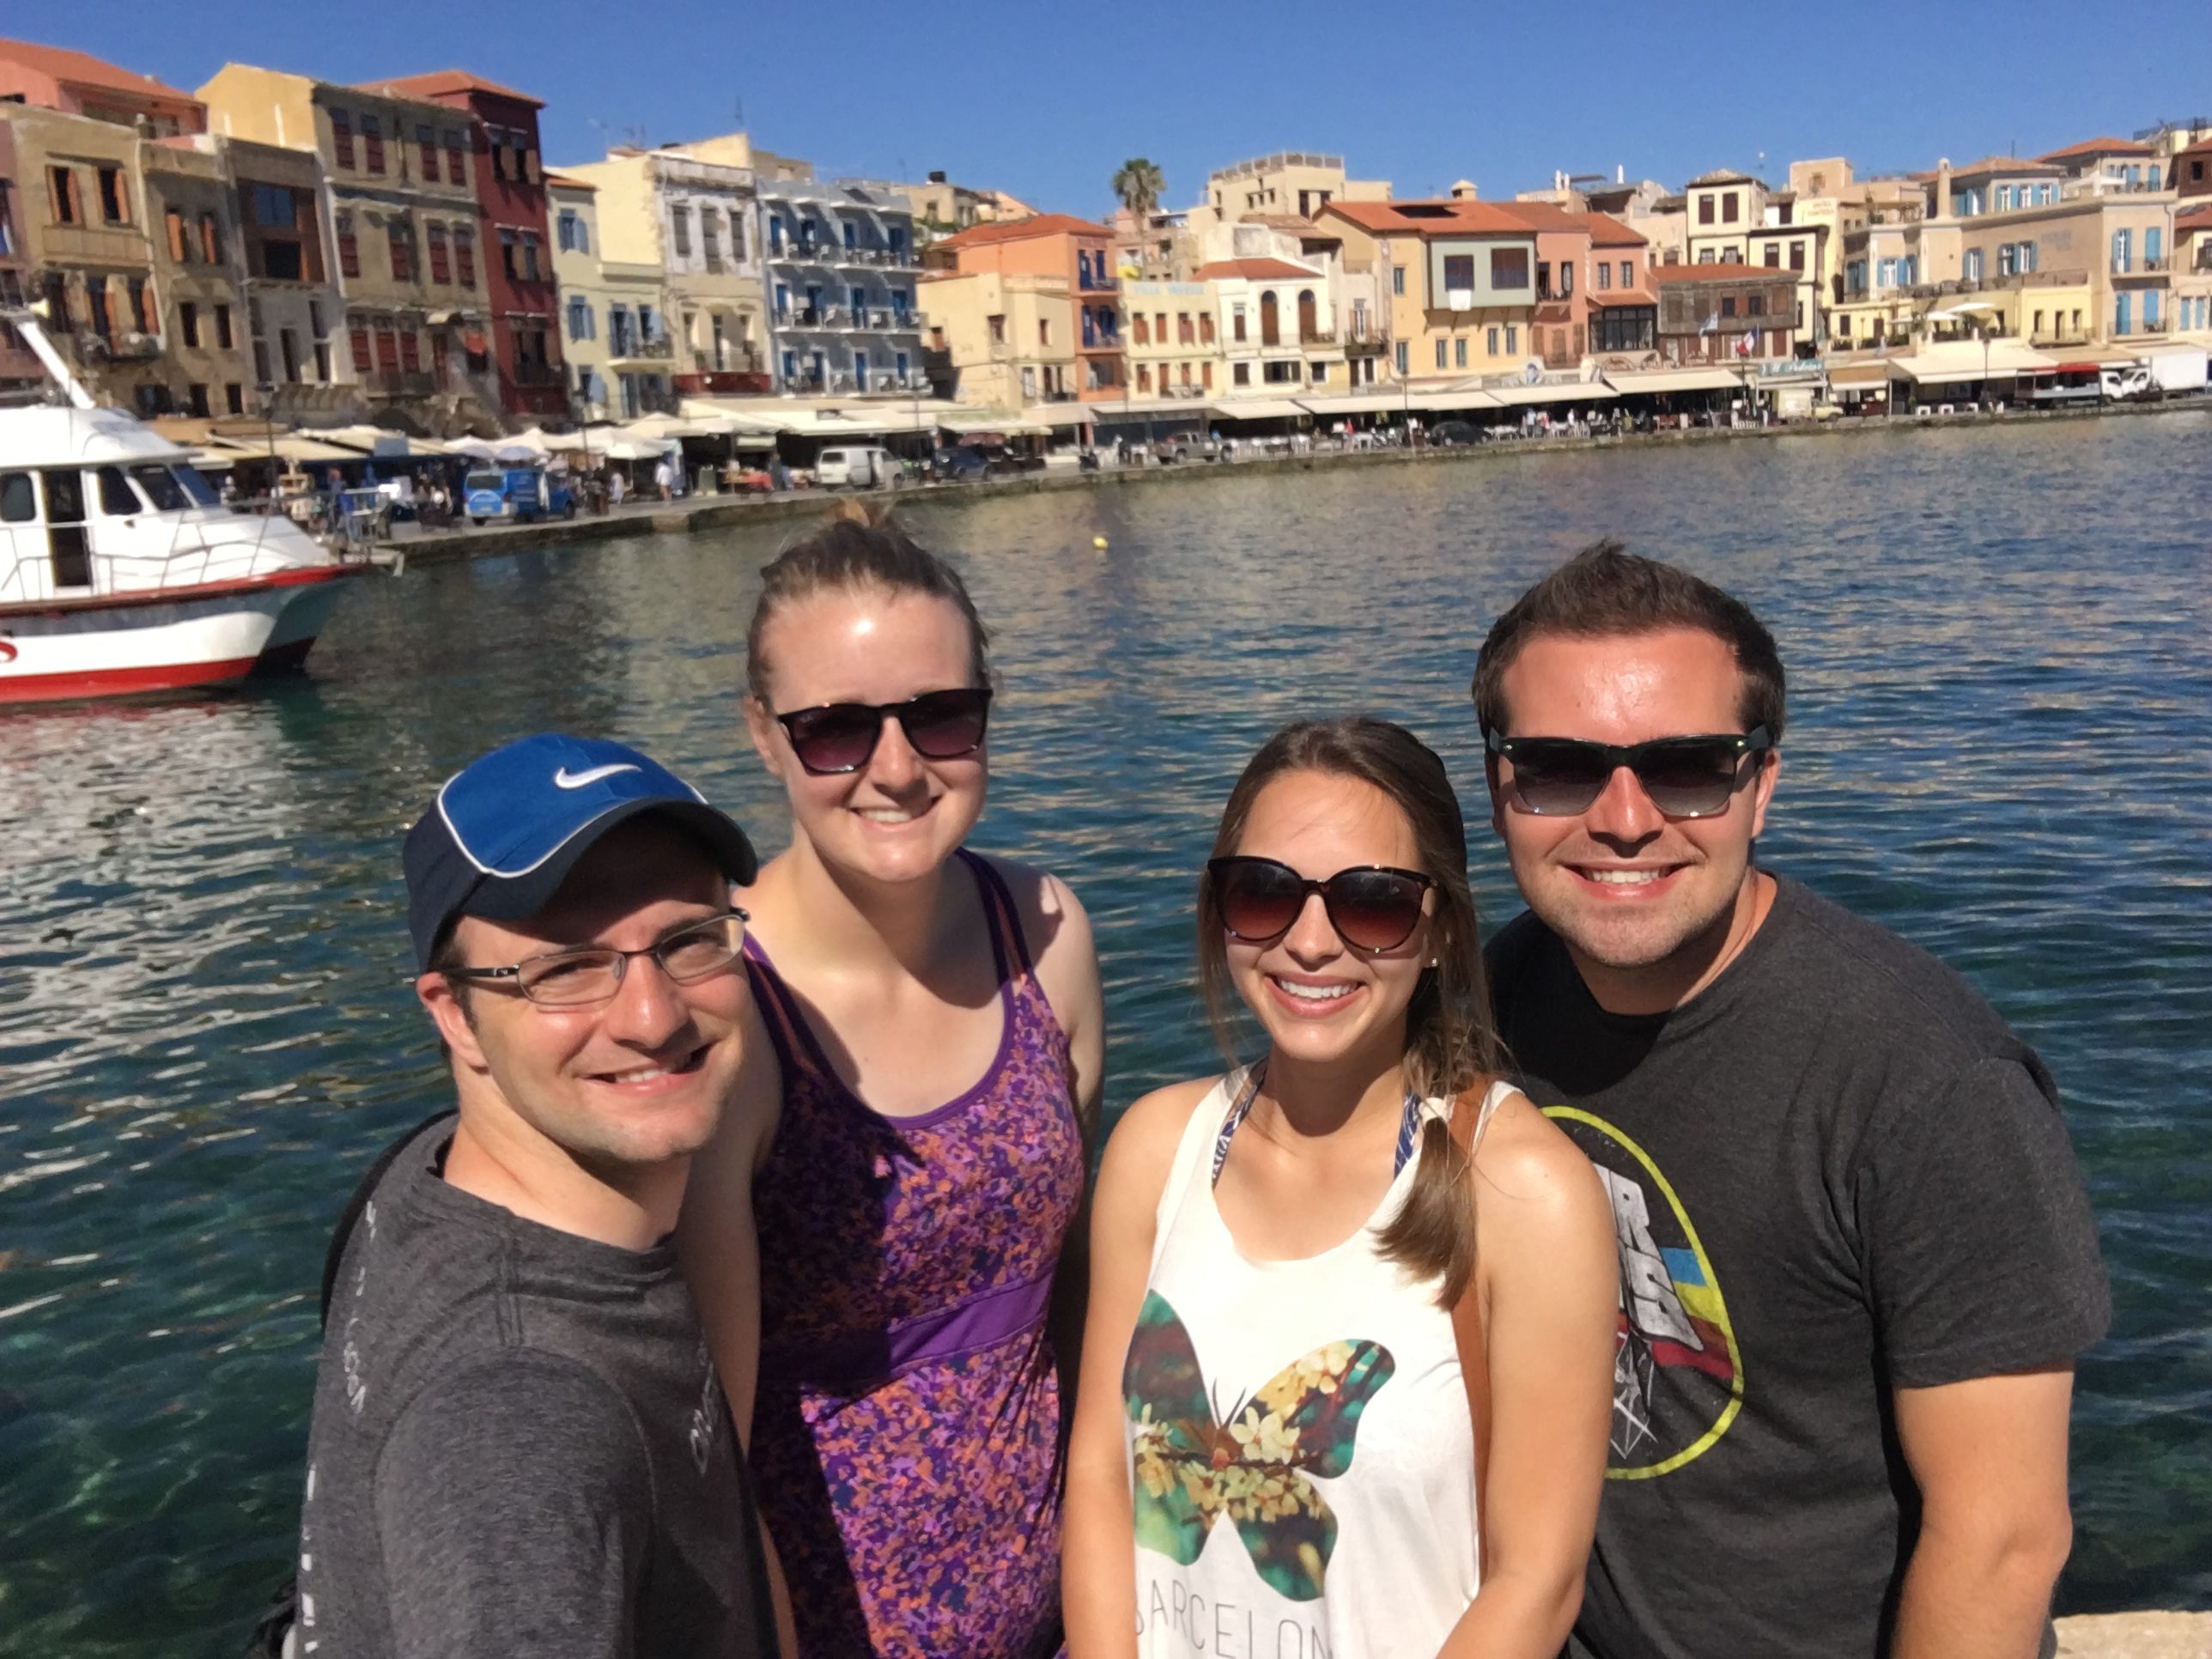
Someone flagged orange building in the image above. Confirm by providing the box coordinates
[0,37,205,136]
[929,213,1124,399]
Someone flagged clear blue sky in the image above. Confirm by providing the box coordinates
[25,0,2209,216]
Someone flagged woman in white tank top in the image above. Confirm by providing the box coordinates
[1065,718,1618,1659]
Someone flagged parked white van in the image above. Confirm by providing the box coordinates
[815,446,901,488]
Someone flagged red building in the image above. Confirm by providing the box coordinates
[354,71,564,419]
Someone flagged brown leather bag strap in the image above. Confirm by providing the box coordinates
[1449,1082,1494,1582]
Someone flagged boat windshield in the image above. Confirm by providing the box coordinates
[128,465,190,512]
[173,465,221,507]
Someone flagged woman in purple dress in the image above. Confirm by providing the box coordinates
[684,503,1103,1658]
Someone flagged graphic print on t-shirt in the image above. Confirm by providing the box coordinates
[1544,1107,1745,1479]
[1123,1291,1395,1601]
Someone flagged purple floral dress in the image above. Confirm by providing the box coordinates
[744,849,1085,1658]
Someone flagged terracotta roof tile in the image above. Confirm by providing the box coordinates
[1190,257,1322,282]
[2035,136,2153,161]
[354,70,542,107]
[0,35,199,104]
[934,212,1113,249]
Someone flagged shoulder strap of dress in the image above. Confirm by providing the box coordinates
[739,939,820,1080]
[1448,1078,1510,1583]
[957,848,1035,981]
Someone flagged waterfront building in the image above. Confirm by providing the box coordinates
[562,139,766,398]
[0,120,39,393]
[0,35,204,136]
[201,134,354,424]
[757,172,926,395]
[0,103,172,412]
[1683,169,1769,266]
[139,138,253,419]
[930,214,1122,401]
[903,171,1031,249]
[2175,138,2212,200]
[1653,264,1797,363]
[1833,155,2172,350]
[355,72,565,422]
[2171,204,2212,337]
[1747,196,1826,346]
[1118,276,1217,402]
[547,173,617,419]
[1319,192,1639,386]
[198,64,501,433]
[2036,136,2163,192]
[1184,152,1391,244]
[917,266,1077,410]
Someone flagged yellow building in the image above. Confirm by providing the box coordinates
[561,141,764,390]
[0,104,167,411]
[1120,279,1221,402]
[198,63,497,429]
[1187,152,1390,241]
[140,138,254,418]
[1321,197,1544,386]
[917,268,1075,410]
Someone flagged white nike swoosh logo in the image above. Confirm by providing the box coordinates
[553,763,642,790]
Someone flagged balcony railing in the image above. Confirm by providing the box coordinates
[1079,272,1120,293]
[2142,316,2170,333]
[610,335,673,361]
[1299,327,1337,345]
[2030,330,2092,347]
[513,362,562,386]
[2112,254,2169,276]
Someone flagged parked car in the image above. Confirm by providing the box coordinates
[930,446,991,483]
[1428,421,1482,447]
[463,465,576,526]
[1162,435,1224,463]
[815,446,901,488]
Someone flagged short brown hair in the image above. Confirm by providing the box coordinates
[1471,539,1787,742]
[1196,717,1498,1306]
[744,501,991,702]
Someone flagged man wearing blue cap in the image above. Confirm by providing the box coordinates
[289,734,781,1658]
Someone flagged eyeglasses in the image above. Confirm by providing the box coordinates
[442,911,750,1007]
[1207,856,1436,955]
[1486,726,1771,818]
[772,687,993,775]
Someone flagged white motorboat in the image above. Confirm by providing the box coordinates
[1,307,366,706]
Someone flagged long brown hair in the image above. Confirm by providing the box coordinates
[1196,717,1499,1306]
[744,500,992,702]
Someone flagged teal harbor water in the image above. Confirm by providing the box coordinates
[3,416,2208,1652]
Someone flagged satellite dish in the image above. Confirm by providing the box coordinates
[1523,361,1540,385]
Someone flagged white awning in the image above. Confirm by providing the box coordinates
[1211,398,1308,420]
[1406,388,1503,411]
[1487,379,1619,405]
[1893,342,2057,383]
[1295,392,1408,416]
[1604,368,1745,394]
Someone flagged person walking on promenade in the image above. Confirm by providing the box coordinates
[683,502,1104,1657]
[654,453,676,501]
[608,465,628,508]
[1064,717,1617,1659]
[1472,543,2111,1659]
[289,734,781,1658]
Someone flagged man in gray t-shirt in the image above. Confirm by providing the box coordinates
[1471,545,2107,1659]
[291,733,781,1658]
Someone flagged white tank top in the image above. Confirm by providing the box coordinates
[1125,1066,1512,1659]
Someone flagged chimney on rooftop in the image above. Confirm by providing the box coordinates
[1619,164,1626,184]
[928,169,946,184]
[1450,179,1478,199]
[1936,156,1952,219]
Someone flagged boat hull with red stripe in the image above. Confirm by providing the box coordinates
[0,566,364,705]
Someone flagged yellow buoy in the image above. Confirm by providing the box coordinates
[1092,536,1109,550]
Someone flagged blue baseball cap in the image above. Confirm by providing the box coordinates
[403,734,758,971]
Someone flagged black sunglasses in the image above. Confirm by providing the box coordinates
[773,687,993,775]
[1207,856,1435,955]
[1486,726,1771,818]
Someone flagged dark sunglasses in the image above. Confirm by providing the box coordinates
[1207,856,1436,955]
[1486,725,1771,818]
[773,687,993,775]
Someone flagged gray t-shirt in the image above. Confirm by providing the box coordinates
[1486,873,2109,1659]
[294,1118,777,1658]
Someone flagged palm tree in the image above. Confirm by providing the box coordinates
[1112,158,1165,223]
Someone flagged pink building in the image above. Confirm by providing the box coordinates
[0,37,204,135]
